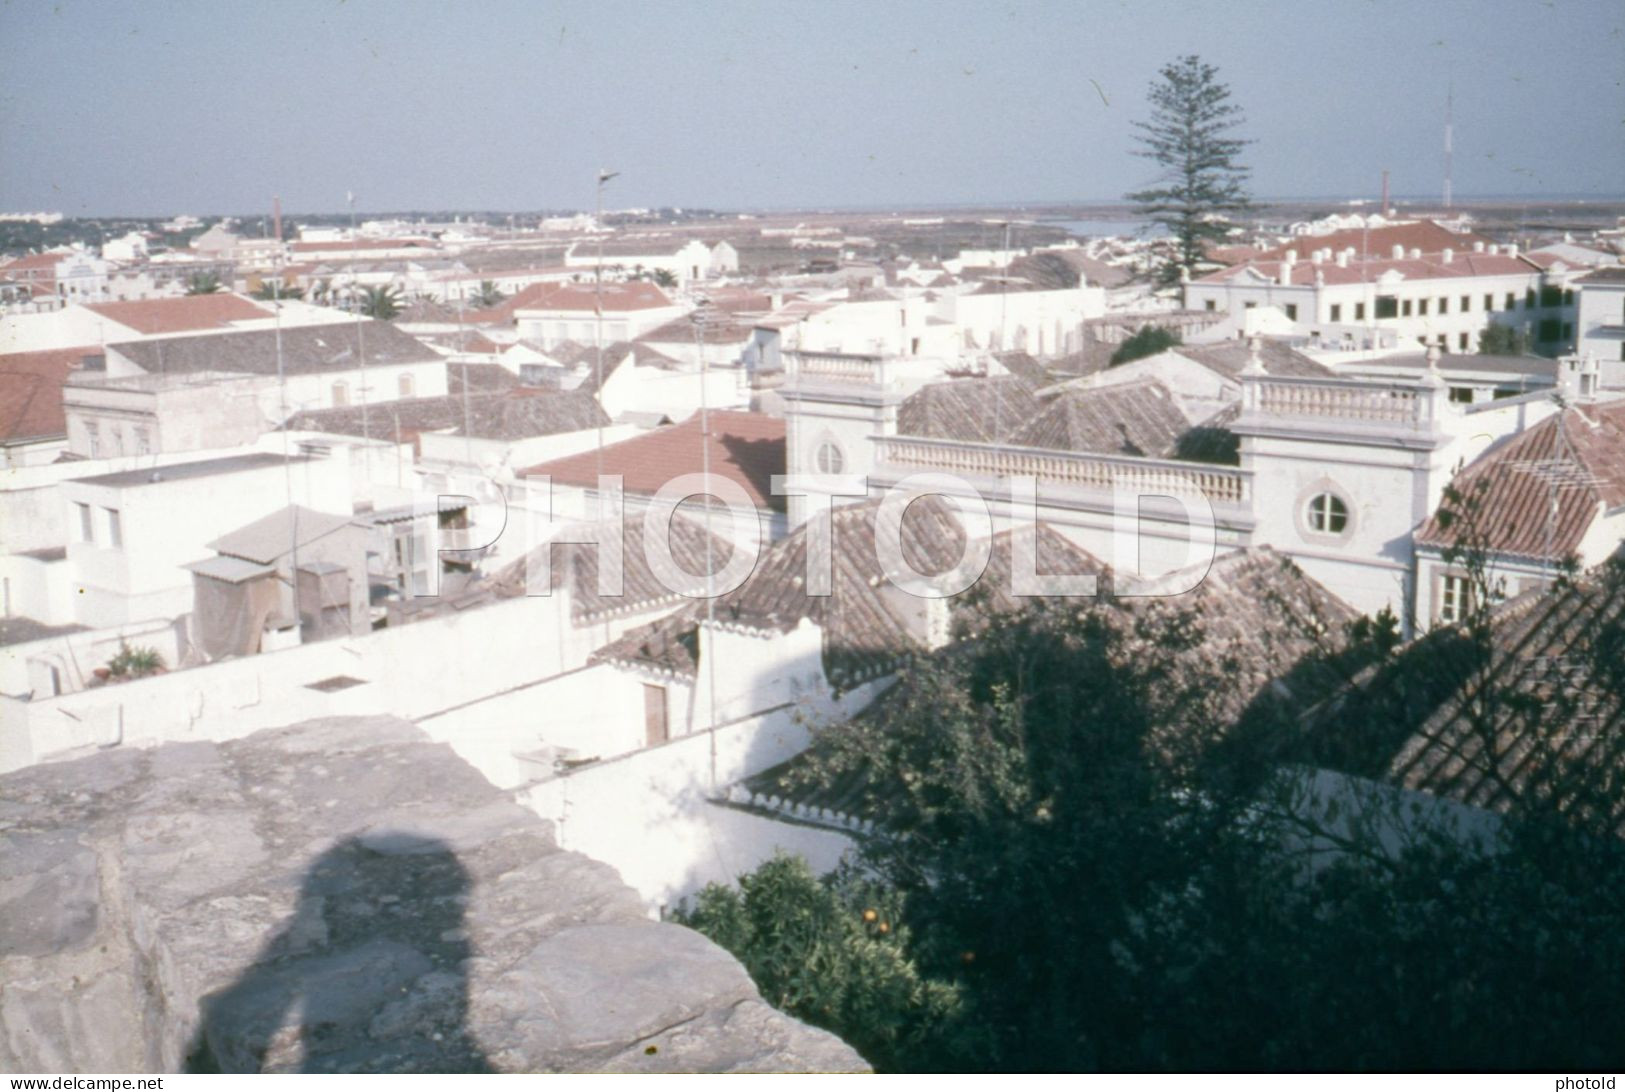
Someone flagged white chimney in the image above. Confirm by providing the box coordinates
[1392,244,1406,260]
[1473,241,1485,253]
[1488,244,1500,256]
[1285,249,1299,264]
[1279,261,1293,285]
[1336,250,1350,268]
[1409,248,1422,260]
[1506,243,1519,258]
[1441,248,1454,264]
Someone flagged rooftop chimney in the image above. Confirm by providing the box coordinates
[1336,250,1350,268]
[1392,244,1406,260]
[1488,244,1500,256]
[1409,248,1422,260]
[1473,241,1485,253]
[1441,248,1453,264]
[1506,243,1519,258]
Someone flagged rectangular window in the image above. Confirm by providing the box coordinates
[1461,295,1471,312]
[1439,574,1470,624]
[1329,303,1342,322]
[77,502,94,543]
[84,420,99,457]
[1459,332,1470,351]
[1243,301,1256,310]
[105,508,122,549]
[1484,294,1494,311]
[1417,299,1427,316]
[1449,386,1473,403]
[1540,285,1562,308]
[1203,299,1216,311]
[1526,288,1537,308]
[1355,301,1367,321]
[1374,297,1396,319]
[1538,318,1561,342]
[1506,293,1517,310]
[1284,303,1298,321]
[1437,297,1448,314]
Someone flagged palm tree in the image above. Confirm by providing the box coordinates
[251,279,303,301]
[358,284,404,320]
[470,280,506,308]
[651,268,678,289]
[185,271,222,295]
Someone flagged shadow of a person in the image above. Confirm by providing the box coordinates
[185,834,492,1073]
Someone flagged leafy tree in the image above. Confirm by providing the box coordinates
[651,268,678,289]
[1127,55,1253,286]
[674,853,962,1071]
[1477,322,1528,355]
[185,271,222,295]
[358,284,404,320]
[470,280,506,308]
[1109,324,1182,366]
[105,643,165,679]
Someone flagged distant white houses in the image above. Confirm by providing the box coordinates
[1575,267,1625,390]
[563,236,739,285]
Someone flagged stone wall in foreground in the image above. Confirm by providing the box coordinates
[0,716,866,1073]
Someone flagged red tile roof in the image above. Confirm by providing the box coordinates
[1254,220,1494,262]
[83,294,272,334]
[521,410,786,511]
[0,345,97,444]
[1416,399,1625,562]
[1196,251,1541,287]
[508,280,674,314]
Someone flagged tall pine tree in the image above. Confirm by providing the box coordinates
[1127,55,1253,286]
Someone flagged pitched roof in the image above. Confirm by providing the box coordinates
[896,375,1040,443]
[592,497,1112,687]
[488,511,737,624]
[108,320,439,377]
[83,294,272,334]
[508,281,674,314]
[1173,340,1335,379]
[286,388,607,443]
[0,345,97,444]
[1014,380,1194,458]
[1196,251,1541,287]
[1255,220,1495,262]
[1302,564,1625,838]
[448,361,524,394]
[1415,400,1625,562]
[207,505,358,564]
[521,410,787,512]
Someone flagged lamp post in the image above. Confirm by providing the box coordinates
[594,169,619,487]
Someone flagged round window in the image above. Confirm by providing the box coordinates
[1306,493,1349,534]
[815,440,845,474]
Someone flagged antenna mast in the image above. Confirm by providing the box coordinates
[1443,82,1454,212]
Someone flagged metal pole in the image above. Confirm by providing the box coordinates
[594,170,618,488]
[272,250,303,645]
[350,192,369,448]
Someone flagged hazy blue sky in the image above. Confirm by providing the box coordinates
[1,0,1621,216]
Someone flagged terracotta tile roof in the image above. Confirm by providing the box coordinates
[1415,400,1625,562]
[83,294,272,334]
[107,320,440,377]
[286,388,607,444]
[1015,379,1193,458]
[0,345,97,444]
[448,362,524,394]
[1174,340,1334,379]
[639,314,756,344]
[489,511,737,623]
[508,281,674,314]
[1196,251,1541,287]
[897,375,1040,443]
[1304,563,1625,837]
[592,497,1112,687]
[1254,220,1495,262]
[521,410,786,512]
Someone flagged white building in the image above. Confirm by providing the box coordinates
[511,281,684,349]
[1575,267,1625,389]
[1187,221,1586,357]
